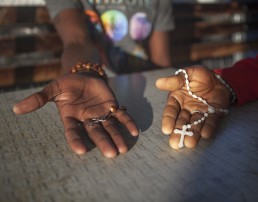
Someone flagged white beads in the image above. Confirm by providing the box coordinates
[215,74,236,104]
[208,106,215,113]
[219,109,228,113]
[174,69,230,148]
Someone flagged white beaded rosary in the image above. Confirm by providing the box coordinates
[174,69,231,148]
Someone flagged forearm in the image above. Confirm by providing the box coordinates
[149,31,172,68]
[61,42,100,74]
[53,9,100,74]
[213,55,258,105]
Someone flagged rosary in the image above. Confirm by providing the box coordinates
[173,69,234,148]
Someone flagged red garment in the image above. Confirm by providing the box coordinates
[213,55,258,106]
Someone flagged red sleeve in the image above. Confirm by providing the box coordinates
[213,55,258,106]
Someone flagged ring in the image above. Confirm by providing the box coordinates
[173,98,178,103]
[88,105,126,127]
[191,110,204,115]
[169,97,179,105]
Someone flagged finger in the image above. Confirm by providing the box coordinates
[184,112,204,148]
[13,91,49,114]
[156,74,185,92]
[102,118,128,154]
[161,96,180,135]
[85,122,118,158]
[62,117,88,155]
[13,80,60,114]
[169,109,191,149]
[112,109,139,136]
[201,113,223,139]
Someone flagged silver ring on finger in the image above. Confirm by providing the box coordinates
[191,110,204,115]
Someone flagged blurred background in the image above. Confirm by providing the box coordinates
[0,0,258,89]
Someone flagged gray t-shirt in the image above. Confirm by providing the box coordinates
[45,0,174,73]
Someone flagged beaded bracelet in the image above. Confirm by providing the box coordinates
[70,62,107,82]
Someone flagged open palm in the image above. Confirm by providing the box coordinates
[13,73,139,157]
[156,65,231,149]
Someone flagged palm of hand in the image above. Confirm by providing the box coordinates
[156,65,230,149]
[52,74,117,122]
[172,66,230,112]
[13,74,138,157]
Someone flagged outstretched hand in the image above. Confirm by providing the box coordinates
[156,65,231,149]
[13,73,139,158]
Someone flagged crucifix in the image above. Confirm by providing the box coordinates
[174,125,194,148]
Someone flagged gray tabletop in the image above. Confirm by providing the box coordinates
[1,68,258,202]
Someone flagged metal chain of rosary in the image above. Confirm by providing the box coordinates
[173,69,229,148]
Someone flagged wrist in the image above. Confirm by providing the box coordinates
[61,44,101,74]
[214,73,237,105]
[70,62,108,82]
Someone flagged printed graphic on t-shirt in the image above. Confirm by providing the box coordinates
[84,0,154,69]
[86,9,151,43]
[132,45,148,60]
[87,0,153,9]
[101,10,128,42]
[85,10,103,33]
[130,12,151,40]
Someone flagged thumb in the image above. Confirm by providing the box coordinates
[13,79,61,114]
[13,91,50,114]
[156,75,185,92]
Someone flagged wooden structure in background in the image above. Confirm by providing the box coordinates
[0,6,62,88]
[170,1,258,67]
[0,1,258,88]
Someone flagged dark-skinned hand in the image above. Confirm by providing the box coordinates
[156,65,231,149]
[13,73,139,158]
